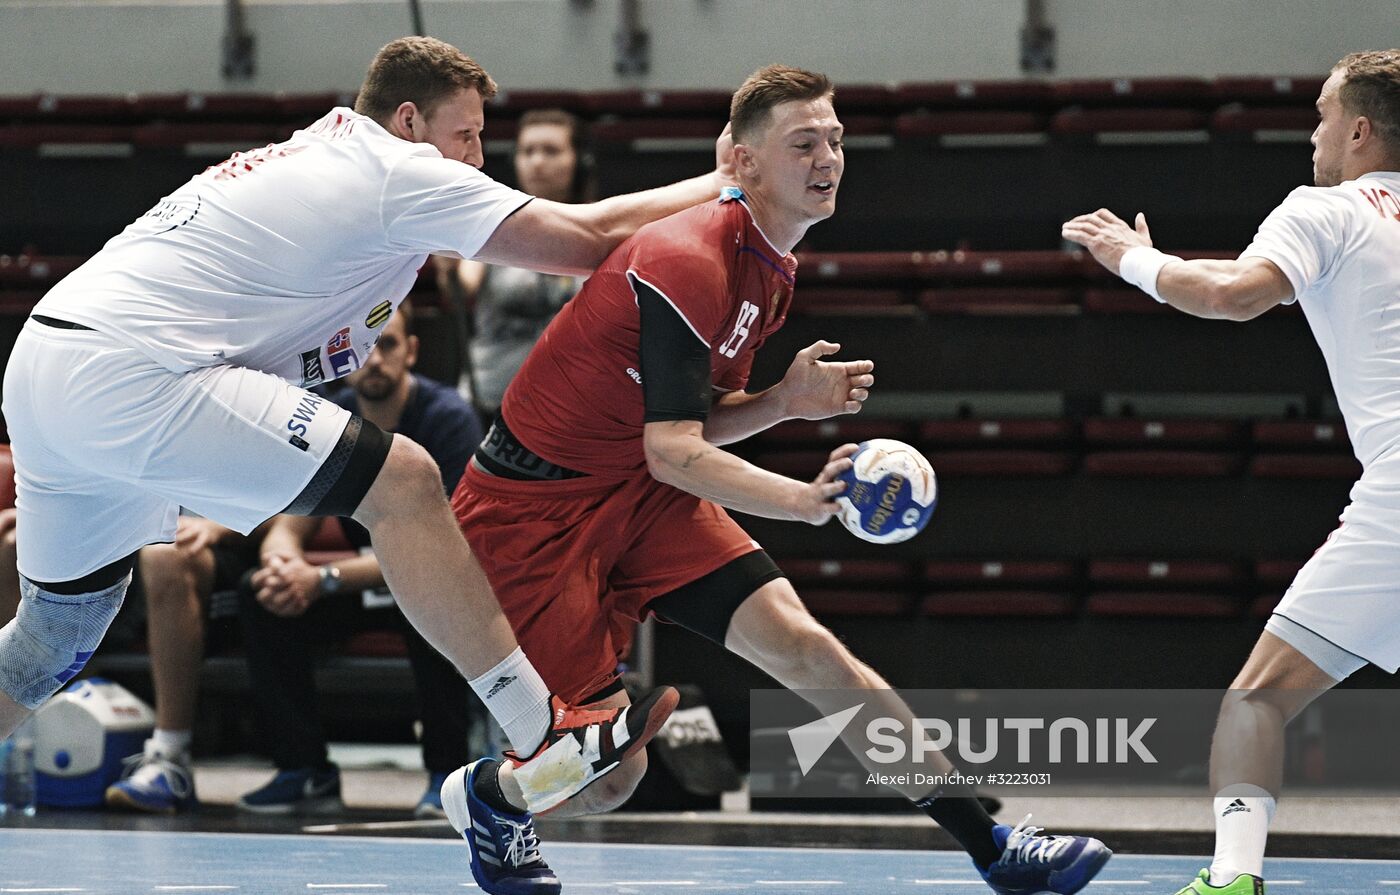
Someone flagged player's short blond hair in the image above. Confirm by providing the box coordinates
[729,65,834,144]
[355,37,498,124]
[1333,50,1400,154]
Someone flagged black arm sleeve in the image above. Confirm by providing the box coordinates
[635,277,713,423]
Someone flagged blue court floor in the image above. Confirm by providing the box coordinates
[1,828,1395,894]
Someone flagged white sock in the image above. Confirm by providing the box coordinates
[1209,784,1276,885]
[468,647,552,756]
[151,728,193,757]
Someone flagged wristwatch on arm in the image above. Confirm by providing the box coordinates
[317,564,343,595]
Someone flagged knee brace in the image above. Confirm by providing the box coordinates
[0,574,128,709]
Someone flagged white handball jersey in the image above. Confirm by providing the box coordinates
[1241,171,1400,476]
[34,108,531,385]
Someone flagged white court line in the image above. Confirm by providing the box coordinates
[305,887,387,890]
[542,885,698,889]
[154,888,240,892]
[1,890,87,893]
[755,882,844,886]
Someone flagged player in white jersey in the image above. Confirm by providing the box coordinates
[1063,49,1400,895]
[0,36,729,888]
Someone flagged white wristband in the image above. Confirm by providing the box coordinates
[1118,245,1181,304]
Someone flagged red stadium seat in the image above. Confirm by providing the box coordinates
[1086,592,1240,618]
[921,250,1087,284]
[832,84,900,113]
[1251,420,1349,449]
[894,80,1053,109]
[789,287,909,313]
[1211,76,1326,104]
[917,287,1078,315]
[1211,105,1318,136]
[276,92,358,122]
[894,111,1046,138]
[1255,559,1305,587]
[754,419,912,446]
[1083,418,1245,447]
[131,123,283,149]
[582,89,734,117]
[0,255,83,288]
[344,631,408,658]
[1050,77,1212,106]
[486,89,589,115]
[918,419,1075,446]
[0,124,133,147]
[780,559,912,586]
[801,589,912,617]
[797,252,924,284]
[0,291,43,316]
[927,450,1077,477]
[923,559,1078,587]
[1082,288,1173,315]
[1088,559,1247,587]
[1248,454,1361,479]
[1082,450,1243,477]
[131,92,280,120]
[920,591,1077,617]
[592,118,726,145]
[1051,107,1209,136]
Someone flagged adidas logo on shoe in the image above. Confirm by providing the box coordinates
[485,675,518,698]
[1221,798,1251,817]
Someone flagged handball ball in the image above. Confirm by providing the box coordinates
[834,439,937,544]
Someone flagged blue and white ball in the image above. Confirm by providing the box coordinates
[834,439,937,544]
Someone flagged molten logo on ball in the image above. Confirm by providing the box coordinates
[835,439,937,544]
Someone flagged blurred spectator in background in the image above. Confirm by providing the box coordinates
[105,516,257,814]
[235,301,486,818]
[436,110,594,416]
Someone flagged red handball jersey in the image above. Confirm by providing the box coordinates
[501,189,797,478]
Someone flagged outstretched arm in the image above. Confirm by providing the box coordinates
[1062,209,1294,321]
[475,127,735,276]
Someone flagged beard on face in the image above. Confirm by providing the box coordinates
[352,370,395,401]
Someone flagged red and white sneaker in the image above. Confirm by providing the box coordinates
[505,687,679,813]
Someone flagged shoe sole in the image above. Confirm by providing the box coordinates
[441,688,682,823]
[621,686,680,765]
[441,765,473,837]
[532,686,681,815]
[104,787,180,815]
[235,796,344,816]
[1052,843,1113,895]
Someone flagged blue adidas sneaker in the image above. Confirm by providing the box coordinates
[104,739,196,814]
[441,759,559,895]
[980,815,1112,894]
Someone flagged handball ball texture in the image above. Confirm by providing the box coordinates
[834,439,937,544]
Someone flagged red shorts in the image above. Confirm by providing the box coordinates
[451,461,761,703]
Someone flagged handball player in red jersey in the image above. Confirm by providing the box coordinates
[448,65,1111,895]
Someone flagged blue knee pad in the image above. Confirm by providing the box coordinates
[0,575,128,709]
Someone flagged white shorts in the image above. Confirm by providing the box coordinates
[1273,489,1400,674]
[2,319,352,582]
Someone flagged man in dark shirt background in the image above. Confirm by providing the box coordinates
[236,300,485,818]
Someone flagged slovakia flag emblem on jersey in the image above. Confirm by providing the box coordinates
[327,326,360,377]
